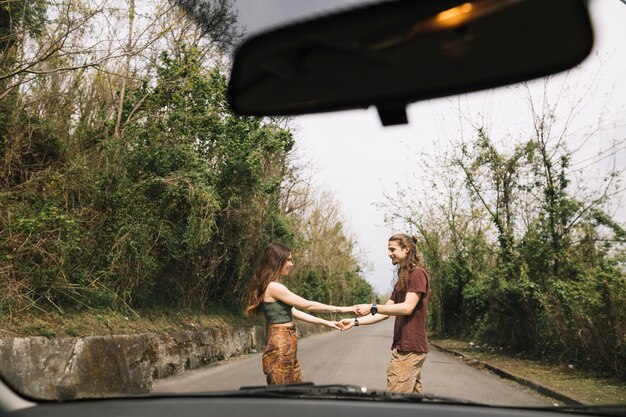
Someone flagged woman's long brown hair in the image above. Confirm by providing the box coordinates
[245,242,292,316]
[390,234,424,292]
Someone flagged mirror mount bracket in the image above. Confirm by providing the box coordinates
[376,103,408,127]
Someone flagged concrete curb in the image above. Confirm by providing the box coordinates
[431,343,585,405]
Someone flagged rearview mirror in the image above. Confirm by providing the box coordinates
[228,0,593,126]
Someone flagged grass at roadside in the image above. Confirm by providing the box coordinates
[0,309,258,339]
[430,337,626,405]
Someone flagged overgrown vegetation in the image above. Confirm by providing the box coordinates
[0,0,373,324]
[384,78,626,379]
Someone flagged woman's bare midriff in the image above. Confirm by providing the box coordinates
[268,321,294,327]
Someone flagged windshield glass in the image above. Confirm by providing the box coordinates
[0,0,624,409]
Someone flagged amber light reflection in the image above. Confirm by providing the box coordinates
[435,2,475,28]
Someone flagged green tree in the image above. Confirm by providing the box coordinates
[383,74,626,377]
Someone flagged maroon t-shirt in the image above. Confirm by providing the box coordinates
[390,267,430,353]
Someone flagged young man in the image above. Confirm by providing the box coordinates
[342,233,430,394]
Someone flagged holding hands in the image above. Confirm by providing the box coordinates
[327,303,376,331]
[338,318,357,331]
[323,320,342,330]
[354,303,374,316]
[322,307,358,331]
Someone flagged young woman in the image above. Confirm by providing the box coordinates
[245,242,356,385]
[341,234,431,394]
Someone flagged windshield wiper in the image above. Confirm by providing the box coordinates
[232,382,478,405]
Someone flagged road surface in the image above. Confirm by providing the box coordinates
[154,319,552,406]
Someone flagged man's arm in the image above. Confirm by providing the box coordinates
[355,292,420,317]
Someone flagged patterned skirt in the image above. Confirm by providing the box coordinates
[262,325,303,385]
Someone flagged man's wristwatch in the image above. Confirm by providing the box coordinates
[370,303,378,315]
[354,317,359,326]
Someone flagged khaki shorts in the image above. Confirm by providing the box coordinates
[386,348,427,394]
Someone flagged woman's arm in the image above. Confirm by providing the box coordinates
[267,282,356,314]
[292,308,340,329]
[354,293,420,316]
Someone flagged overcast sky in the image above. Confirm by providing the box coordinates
[233,0,626,293]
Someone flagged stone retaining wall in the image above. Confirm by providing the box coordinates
[0,322,325,400]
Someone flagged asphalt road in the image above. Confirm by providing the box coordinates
[153,319,552,406]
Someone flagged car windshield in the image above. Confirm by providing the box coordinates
[0,0,624,410]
